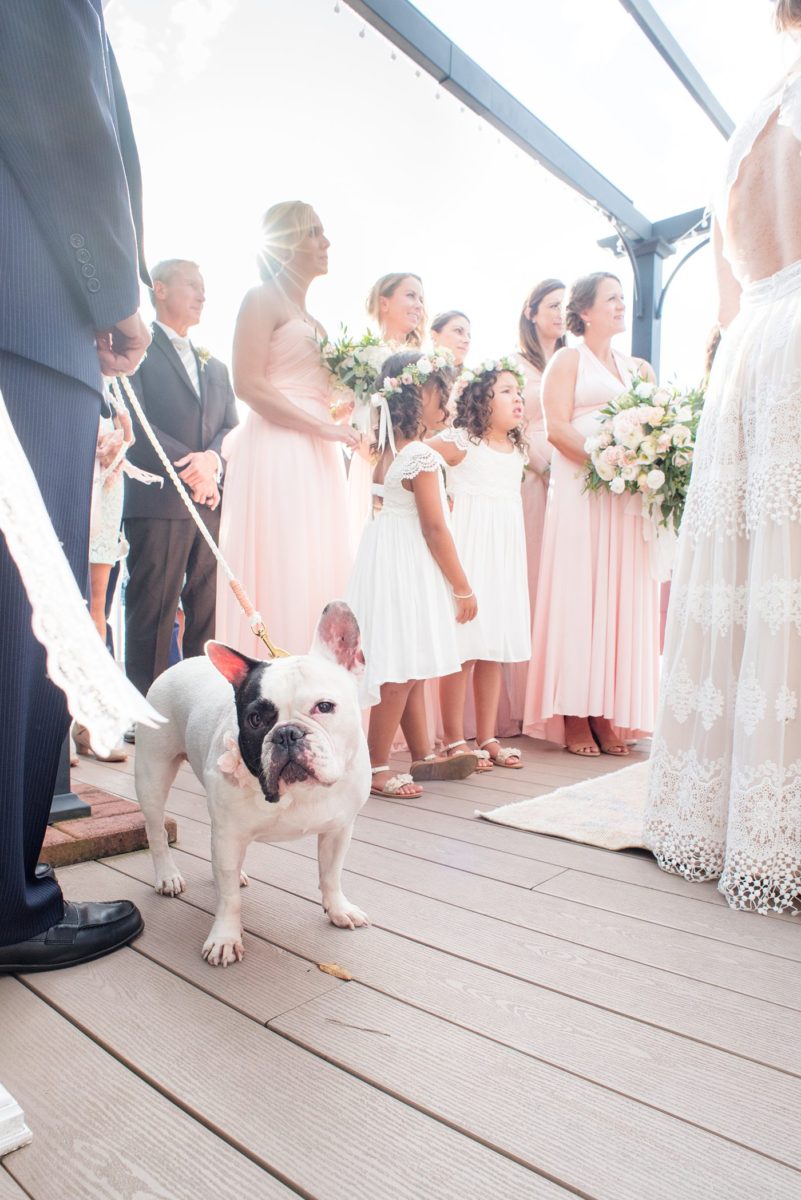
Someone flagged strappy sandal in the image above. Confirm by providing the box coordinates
[566,741,600,757]
[72,721,128,763]
[478,737,524,769]
[410,745,478,781]
[588,718,630,756]
[370,765,423,798]
[444,739,493,773]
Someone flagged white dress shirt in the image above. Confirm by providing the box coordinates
[155,321,221,480]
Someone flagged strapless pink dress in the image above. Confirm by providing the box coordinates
[523,342,659,743]
[215,318,351,655]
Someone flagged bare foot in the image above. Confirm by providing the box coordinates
[564,715,600,757]
[588,716,630,756]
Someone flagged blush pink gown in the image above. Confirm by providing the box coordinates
[523,342,660,744]
[501,356,552,728]
[215,317,351,656]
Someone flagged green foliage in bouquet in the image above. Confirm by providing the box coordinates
[318,326,388,405]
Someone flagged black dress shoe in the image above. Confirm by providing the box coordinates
[0,901,144,974]
[35,863,55,882]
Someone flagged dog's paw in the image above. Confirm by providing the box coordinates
[325,899,370,930]
[155,872,186,897]
[239,871,250,888]
[202,931,244,967]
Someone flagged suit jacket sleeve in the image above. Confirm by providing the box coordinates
[0,0,141,330]
[207,364,240,467]
[125,370,195,470]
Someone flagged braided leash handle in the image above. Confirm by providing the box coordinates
[111,374,289,658]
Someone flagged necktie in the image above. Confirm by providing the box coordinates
[173,337,199,393]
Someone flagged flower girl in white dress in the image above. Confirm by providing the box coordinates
[347,350,479,798]
[429,358,531,768]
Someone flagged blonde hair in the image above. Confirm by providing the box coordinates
[366,272,426,348]
[258,201,316,282]
[774,0,801,32]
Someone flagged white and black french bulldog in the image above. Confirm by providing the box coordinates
[135,601,371,966]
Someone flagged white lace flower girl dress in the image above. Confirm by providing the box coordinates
[347,440,463,708]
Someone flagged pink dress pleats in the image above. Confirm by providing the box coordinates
[523,343,660,743]
[215,318,351,656]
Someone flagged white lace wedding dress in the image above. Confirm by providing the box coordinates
[644,69,801,914]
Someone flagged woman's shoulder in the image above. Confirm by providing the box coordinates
[544,345,580,381]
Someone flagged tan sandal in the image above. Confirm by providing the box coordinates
[370,765,422,798]
[566,742,600,757]
[479,738,523,769]
[71,722,128,763]
[410,747,478,781]
[446,739,493,772]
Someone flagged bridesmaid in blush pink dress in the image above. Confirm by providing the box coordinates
[216,201,360,656]
[523,272,660,756]
[502,279,566,727]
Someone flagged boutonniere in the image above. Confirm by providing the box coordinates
[195,346,212,371]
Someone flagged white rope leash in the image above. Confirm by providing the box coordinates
[110,373,288,657]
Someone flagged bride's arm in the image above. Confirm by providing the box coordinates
[232,288,358,445]
[713,218,742,329]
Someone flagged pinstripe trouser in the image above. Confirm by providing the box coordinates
[0,351,98,944]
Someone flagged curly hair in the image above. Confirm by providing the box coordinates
[454,369,526,453]
[372,351,453,449]
[565,272,620,337]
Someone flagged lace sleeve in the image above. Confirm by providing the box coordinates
[438,426,471,451]
[395,443,443,481]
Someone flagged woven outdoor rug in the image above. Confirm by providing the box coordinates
[477,761,650,851]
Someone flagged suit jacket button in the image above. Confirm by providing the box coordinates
[76,248,91,263]
[81,263,97,278]
[69,234,85,249]
[87,278,101,293]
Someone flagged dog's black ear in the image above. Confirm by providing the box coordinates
[309,601,365,676]
[205,641,265,689]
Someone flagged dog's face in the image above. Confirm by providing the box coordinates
[206,601,365,804]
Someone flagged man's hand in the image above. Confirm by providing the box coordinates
[96,311,151,377]
[175,449,218,490]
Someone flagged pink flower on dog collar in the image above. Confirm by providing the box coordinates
[217,733,257,789]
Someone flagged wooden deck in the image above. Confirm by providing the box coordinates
[1,737,800,1199]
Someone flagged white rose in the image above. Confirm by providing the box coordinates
[672,425,692,446]
[401,372,414,385]
[594,457,616,482]
[646,468,666,490]
[610,476,626,494]
[417,357,432,374]
[634,381,656,399]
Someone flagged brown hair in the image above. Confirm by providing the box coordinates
[372,350,453,448]
[366,273,426,348]
[430,310,469,334]
[774,1,801,32]
[565,272,620,337]
[257,201,317,283]
[454,369,526,453]
[518,278,566,372]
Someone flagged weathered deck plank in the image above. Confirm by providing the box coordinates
[0,978,295,1199]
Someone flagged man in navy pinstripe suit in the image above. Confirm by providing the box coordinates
[0,1,151,970]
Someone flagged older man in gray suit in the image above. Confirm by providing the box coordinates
[0,1,150,971]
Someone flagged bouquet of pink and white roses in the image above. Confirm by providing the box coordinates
[584,371,704,529]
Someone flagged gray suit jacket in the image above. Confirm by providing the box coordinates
[0,0,146,394]
[123,323,239,520]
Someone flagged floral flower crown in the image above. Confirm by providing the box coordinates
[370,348,455,405]
[453,355,524,399]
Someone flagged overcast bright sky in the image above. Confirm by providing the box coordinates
[106,0,792,388]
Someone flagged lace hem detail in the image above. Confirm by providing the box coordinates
[0,384,164,757]
[646,737,801,915]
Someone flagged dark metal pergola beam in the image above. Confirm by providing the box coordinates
[618,0,735,138]
[344,0,652,241]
